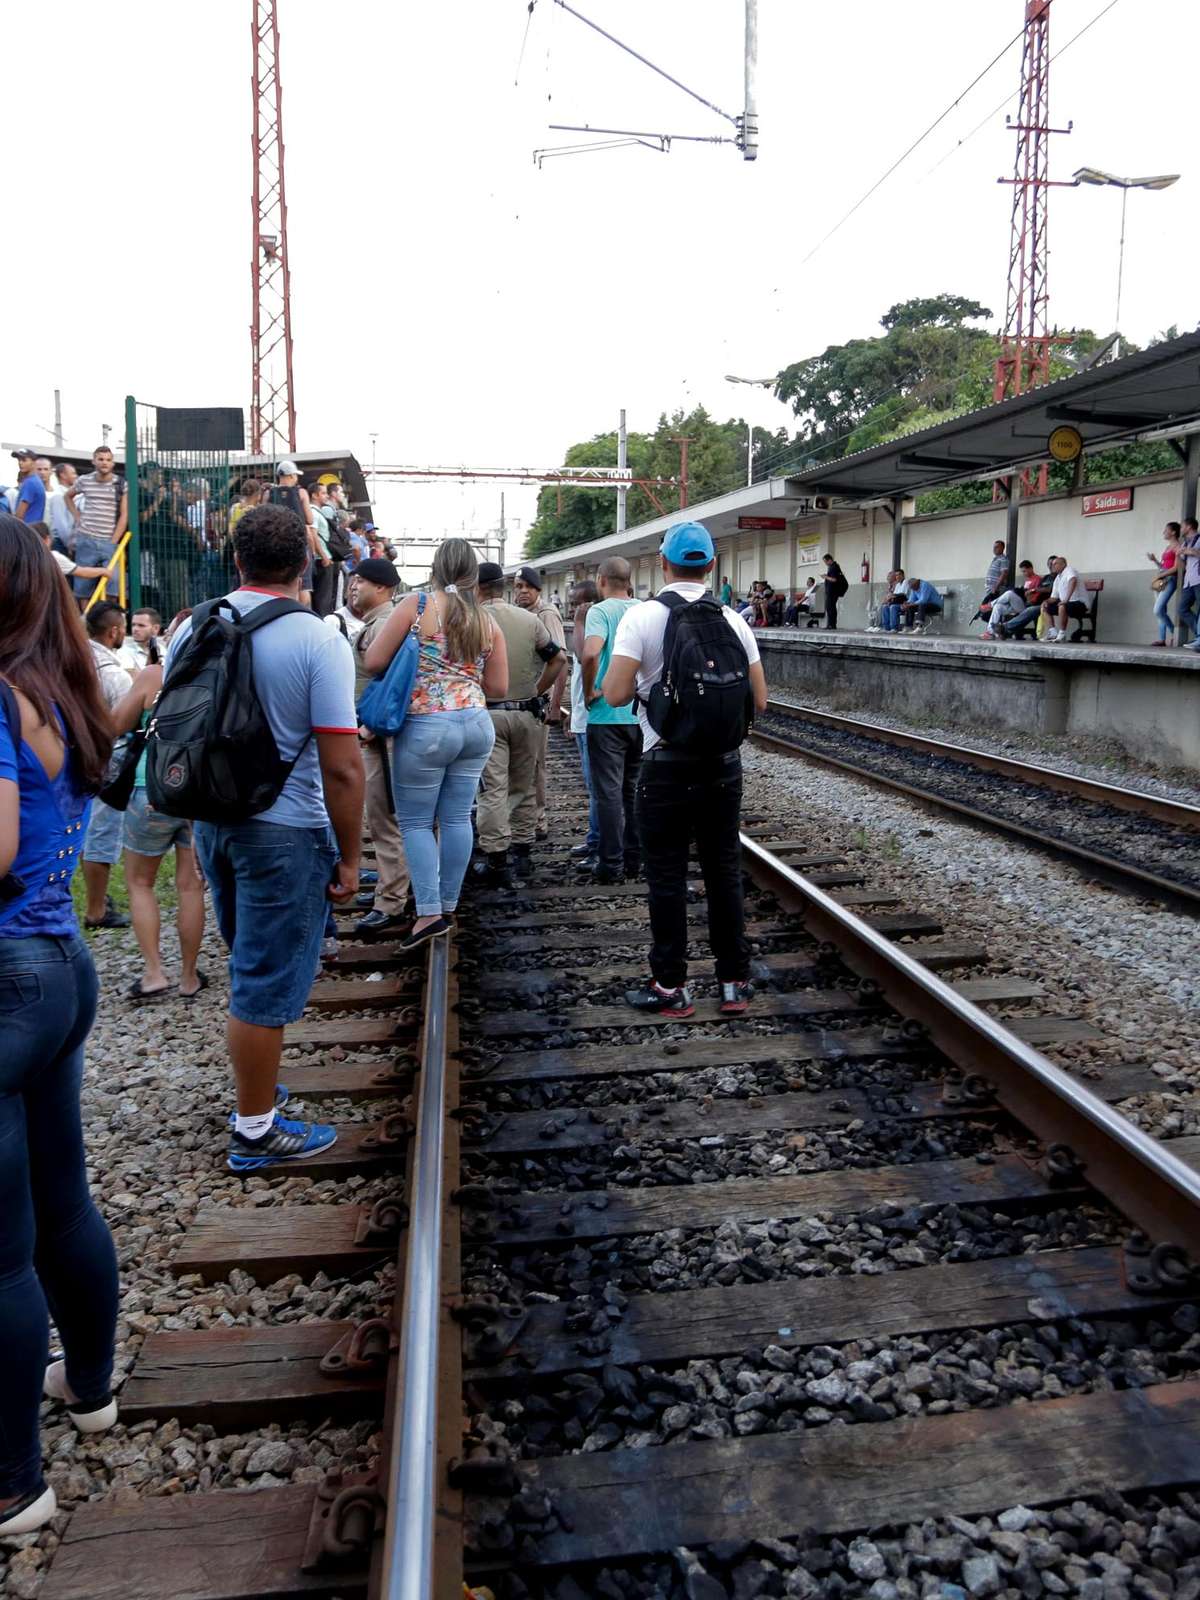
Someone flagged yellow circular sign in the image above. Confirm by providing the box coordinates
[1048,425,1083,463]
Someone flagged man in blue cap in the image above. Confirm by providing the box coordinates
[602,521,768,1018]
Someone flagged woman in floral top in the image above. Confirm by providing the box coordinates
[365,538,508,948]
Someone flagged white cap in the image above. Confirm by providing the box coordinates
[276,459,299,477]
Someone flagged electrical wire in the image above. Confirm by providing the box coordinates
[922,0,1124,180]
[514,0,537,87]
[799,19,1029,265]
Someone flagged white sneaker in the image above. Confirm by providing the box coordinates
[866,625,881,633]
[981,630,995,640]
[0,1485,56,1536]
[44,1359,119,1433]
[1043,628,1059,642]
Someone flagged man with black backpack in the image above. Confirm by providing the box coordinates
[603,521,768,1018]
[158,503,364,1171]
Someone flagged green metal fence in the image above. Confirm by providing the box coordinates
[125,395,239,620]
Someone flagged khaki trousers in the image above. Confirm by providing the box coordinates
[534,722,549,830]
[363,737,411,913]
[477,709,540,854]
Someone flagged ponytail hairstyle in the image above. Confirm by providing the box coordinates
[430,537,487,663]
[0,512,113,792]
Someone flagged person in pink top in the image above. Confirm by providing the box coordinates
[1147,521,1182,645]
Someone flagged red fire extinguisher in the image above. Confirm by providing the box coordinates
[860,552,870,583]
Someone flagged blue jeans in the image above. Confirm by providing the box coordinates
[880,603,903,631]
[0,934,118,1498]
[392,708,495,916]
[1178,582,1200,644]
[1155,574,1178,641]
[574,732,600,850]
[196,820,337,1026]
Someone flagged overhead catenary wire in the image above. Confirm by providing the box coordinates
[922,0,1124,179]
[551,0,738,126]
[799,18,1029,265]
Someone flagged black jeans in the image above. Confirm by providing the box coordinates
[635,751,749,987]
[826,587,839,629]
[587,723,643,873]
[311,558,340,617]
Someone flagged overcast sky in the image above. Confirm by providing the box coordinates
[5,0,1196,564]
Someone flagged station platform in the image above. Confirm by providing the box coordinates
[754,628,1200,775]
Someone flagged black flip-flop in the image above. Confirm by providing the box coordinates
[179,970,210,1001]
[398,916,451,952]
[127,979,171,1003]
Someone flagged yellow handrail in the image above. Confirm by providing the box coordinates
[83,529,133,615]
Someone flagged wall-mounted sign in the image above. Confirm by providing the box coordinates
[797,539,821,566]
[1081,487,1133,516]
[1048,424,1083,463]
[738,515,788,531]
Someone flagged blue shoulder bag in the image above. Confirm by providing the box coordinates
[358,592,427,737]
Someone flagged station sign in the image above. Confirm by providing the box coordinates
[738,515,788,531]
[1081,488,1133,516]
[797,539,821,566]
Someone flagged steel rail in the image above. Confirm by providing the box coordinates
[378,933,451,1600]
[750,724,1200,918]
[765,699,1200,831]
[741,834,1200,1253]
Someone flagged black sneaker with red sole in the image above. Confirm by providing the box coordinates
[624,981,695,1019]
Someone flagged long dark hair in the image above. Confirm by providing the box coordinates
[0,514,113,791]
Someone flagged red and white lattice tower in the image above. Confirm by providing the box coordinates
[994,0,1071,409]
[250,0,297,456]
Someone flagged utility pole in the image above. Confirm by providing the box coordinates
[616,408,628,533]
[740,0,758,161]
[53,389,63,450]
[101,422,111,447]
[250,0,297,456]
[670,435,695,510]
[499,492,507,568]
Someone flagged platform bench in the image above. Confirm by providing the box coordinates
[1069,579,1104,644]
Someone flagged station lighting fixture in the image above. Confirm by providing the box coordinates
[725,374,777,488]
[1072,168,1181,340]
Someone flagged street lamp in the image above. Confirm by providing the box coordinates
[725,374,776,487]
[1072,168,1181,340]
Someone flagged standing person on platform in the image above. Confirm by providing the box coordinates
[720,575,733,608]
[971,540,1011,625]
[10,448,45,526]
[1178,518,1200,649]
[471,562,563,886]
[119,608,163,674]
[0,514,121,1535]
[365,540,508,944]
[349,557,413,935]
[512,564,566,839]
[602,522,768,1018]
[1147,522,1182,646]
[567,579,600,870]
[48,463,78,554]
[79,602,132,930]
[581,556,642,884]
[821,553,848,631]
[65,446,128,603]
[266,460,318,609]
[166,503,364,1171]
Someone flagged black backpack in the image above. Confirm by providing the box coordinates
[322,510,354,563]
[643,591,754,755]
[144,596,311,823]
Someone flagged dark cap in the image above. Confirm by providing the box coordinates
[11,447,35,461]
[355,557,400,589]
[516,564,543,590]
[478,562,505,586]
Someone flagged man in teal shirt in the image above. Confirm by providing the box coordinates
[581,556,642,883]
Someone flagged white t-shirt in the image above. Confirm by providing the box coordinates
[611,581,761,752]
[1050,565,1082,604]
[51,549,77,576]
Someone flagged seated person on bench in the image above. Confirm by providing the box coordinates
[899,576,943,631]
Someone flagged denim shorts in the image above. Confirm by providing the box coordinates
[194,819,337,1028]
[122,788,193,857]
[82,798,124,866]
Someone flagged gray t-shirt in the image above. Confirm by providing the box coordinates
[166,589,356,829]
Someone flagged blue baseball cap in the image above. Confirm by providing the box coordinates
[659,520,714,567]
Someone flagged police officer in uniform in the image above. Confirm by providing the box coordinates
[350,558,412,933]
[512,564,566,839]
[474,562,565,884]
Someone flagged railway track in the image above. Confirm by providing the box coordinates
[751,700,1200,917]
[35,739,1200,1600]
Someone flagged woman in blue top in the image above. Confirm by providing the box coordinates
[0,514,121,1535]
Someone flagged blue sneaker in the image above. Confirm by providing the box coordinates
[226,1083,289,1130]
[227,1112,337,1172]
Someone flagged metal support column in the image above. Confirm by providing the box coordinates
[616,408,628,534]
[890,500,904,574]
[125,394,141,612]
[1177,431,1200,641]
[1005,480,1021,588]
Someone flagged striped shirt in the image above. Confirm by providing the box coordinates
[74,472,124,540]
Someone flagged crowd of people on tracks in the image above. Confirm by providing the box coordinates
[0,491,768,1533]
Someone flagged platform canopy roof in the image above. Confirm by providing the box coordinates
[788,327,1200,502]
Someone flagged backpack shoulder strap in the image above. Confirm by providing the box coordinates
[236,598,312,633]
[652,590,688,613]
[0,680,19,746]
